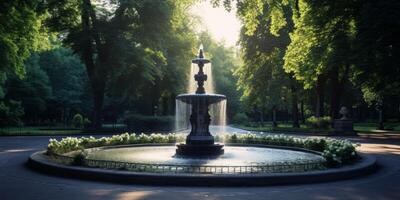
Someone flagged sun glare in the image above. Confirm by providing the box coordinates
[191,1,241,47]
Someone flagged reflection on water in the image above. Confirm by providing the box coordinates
[86,146,324,166]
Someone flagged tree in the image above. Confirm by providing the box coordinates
[352,0,400,128]
[45,0,175,128]
[0,0,48,125]
[39,45,87,124]
[0,100,24,127]
[216,0,400,126]
[105,0,197,117]
[0,0,48,77]
[234,1,300,127]
[5,54,52,123]
[283,0,357,119]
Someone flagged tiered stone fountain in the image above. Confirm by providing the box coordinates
[175,48,226,156]
[29,45,372,187]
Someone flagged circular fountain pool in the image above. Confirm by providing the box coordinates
[85,145,325,166]
[29,143,376,186]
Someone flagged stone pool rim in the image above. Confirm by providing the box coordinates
[28,143,377,186]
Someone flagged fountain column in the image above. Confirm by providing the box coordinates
[176,47,225,156]
[186,49,214,145]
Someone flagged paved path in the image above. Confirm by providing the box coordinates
[1,128,400,200]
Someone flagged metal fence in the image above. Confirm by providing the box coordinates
[49,153,326,174]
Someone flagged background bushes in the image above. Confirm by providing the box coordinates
[306,116,332,129]
[123,114,175,132]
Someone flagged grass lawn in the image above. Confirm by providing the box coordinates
[354,122,400,132]
[0,124,161,136]
[0,127,83,136]
[232,123,331,134]
[232,122,400,134]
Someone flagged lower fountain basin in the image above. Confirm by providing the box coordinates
[84,145,325,166]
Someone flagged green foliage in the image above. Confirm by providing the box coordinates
[5,54,52,120]
[72,113,84,128]
[123,114,175,131]
[283,1,356,90]
[47,133,185,154]
[352,0,400,98]
[39,46,87,108]
[45,0,199,125]
[232,113,248,124]
[322,140,359,166]
[0,0,49,78]
[0,100,24,126]
[234,1,296,120]
[306,116,332,129]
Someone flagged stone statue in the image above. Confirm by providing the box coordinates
[339,106,349,120]
[333,106,356,135]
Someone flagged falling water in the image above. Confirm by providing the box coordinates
[175,46,227,135]
[175,98,227,134]
[209,99,227,134]
[175,100,191,131]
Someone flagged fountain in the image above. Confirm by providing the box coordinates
[28,45,372,187]
[175,47,226,156]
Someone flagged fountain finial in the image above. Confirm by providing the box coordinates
[199,49,204,58]
[199,44,204,58]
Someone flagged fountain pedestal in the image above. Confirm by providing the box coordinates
[176,95,225,156]
[175,47,225,157]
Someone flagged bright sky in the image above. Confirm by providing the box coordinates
[190,1,241,47]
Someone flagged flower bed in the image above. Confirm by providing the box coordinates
[47,133,358,167]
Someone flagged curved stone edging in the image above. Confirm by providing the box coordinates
[28,148,377,186]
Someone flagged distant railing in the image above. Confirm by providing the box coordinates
[48,153,326,174]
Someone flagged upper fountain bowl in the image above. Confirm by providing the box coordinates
[176,93,226,105]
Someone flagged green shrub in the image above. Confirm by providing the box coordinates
[306,116,332,129]
[322,140,358,166]
[72,114,84,128]
[232,113,248,124]
[123,114,174,131]
[47,133,185,155]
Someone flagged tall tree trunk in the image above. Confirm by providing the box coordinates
[316,75,326,117]
[170,93,176,116]
[329,65,350,120]
[162,96,168,116]
[92,85,105,129]
[329,67,340,119]
[151,81,160,116]
[272,106,277,128]
[378,100,384,130]
[398,103,400,122]
[291,85,300,128]
[81,0,108,129]
[300,100,305,124]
